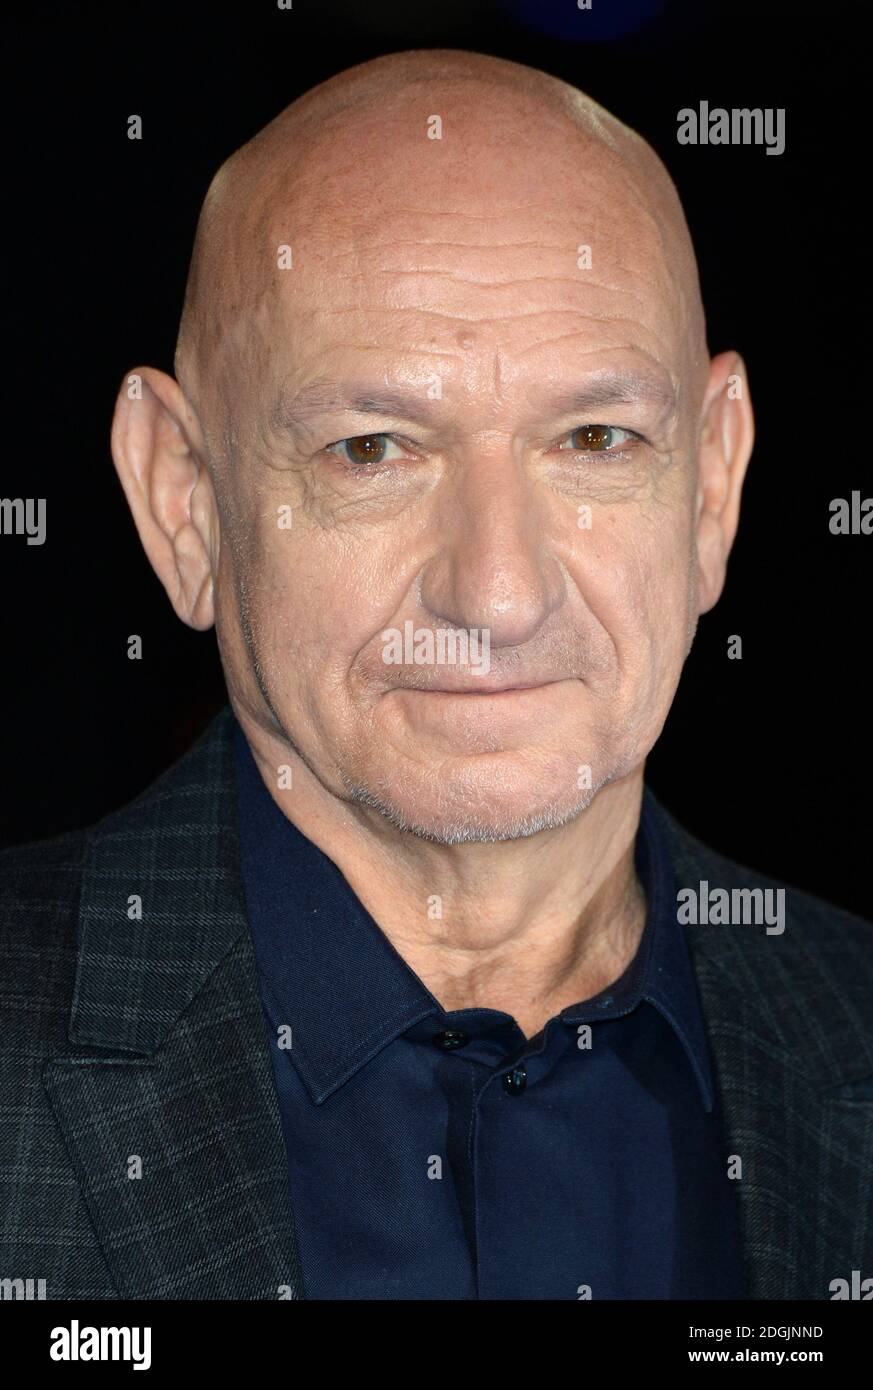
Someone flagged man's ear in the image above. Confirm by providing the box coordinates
[694,350,754,615]
[110,367,218,631]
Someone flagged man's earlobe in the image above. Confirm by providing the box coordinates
[110,366,217,631]
[695,350,754,614]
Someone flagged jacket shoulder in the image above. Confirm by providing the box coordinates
[652,793,872,937]
[0,708,237,1043]
[648,790,873,1084]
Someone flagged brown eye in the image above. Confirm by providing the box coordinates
[570,424,614,451]
[327,433,408,467]
[343,434,388,465]
[556,424,634,455]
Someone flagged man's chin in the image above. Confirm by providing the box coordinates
[341,776,597,846]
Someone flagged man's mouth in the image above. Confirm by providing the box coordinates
[399,678,564,696]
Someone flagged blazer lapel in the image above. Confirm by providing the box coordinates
[42,709,303,1299]
[41,728,871,1301]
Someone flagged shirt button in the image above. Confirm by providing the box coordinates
[502,1064,527,1095]
[432,1029,469,1051]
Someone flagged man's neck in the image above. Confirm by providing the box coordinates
[239,713,648,1040]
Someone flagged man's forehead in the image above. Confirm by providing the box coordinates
[256,193,683,386]
[249,111,682,362]
[266,123,666,274]
[271,362,677,433]
[256,236,682,427]
[177,53,707,428]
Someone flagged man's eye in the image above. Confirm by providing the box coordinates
[556,425,634,452]
[326,434,405,466]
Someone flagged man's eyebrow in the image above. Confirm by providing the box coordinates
[271,383,440,432]
[542,371,676,415]
[272,370,675,432]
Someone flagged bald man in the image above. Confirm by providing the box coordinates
[2,51,871,1304]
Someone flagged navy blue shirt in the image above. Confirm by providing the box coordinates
[233,720,745,1300]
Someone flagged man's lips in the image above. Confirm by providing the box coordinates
[394,677,567,695]
[388,677,577,747]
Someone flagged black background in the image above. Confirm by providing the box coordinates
[3,0,869,918]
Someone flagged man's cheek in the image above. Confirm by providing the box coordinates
[607,534,692,672]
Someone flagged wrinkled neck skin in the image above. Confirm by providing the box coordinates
[235,696,649,1042]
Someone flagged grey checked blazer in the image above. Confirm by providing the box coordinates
[1,707,871,1299]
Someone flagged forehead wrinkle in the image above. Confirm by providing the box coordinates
[275,220,677,325]
[176,49,708,445]
[271,319,677,429]
[541,371,675,413]
[269,380,433,428]
[294,171,683,285]
[270,363,676,440]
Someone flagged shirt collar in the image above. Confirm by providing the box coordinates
[233,718,714,1111]
[558,791,716,1112]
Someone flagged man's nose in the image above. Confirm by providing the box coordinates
[418,449,565,648]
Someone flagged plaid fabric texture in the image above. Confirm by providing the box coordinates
[1,707,870,1299]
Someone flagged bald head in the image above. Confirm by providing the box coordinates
[174,49,707,456]
[115,45,751,847]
